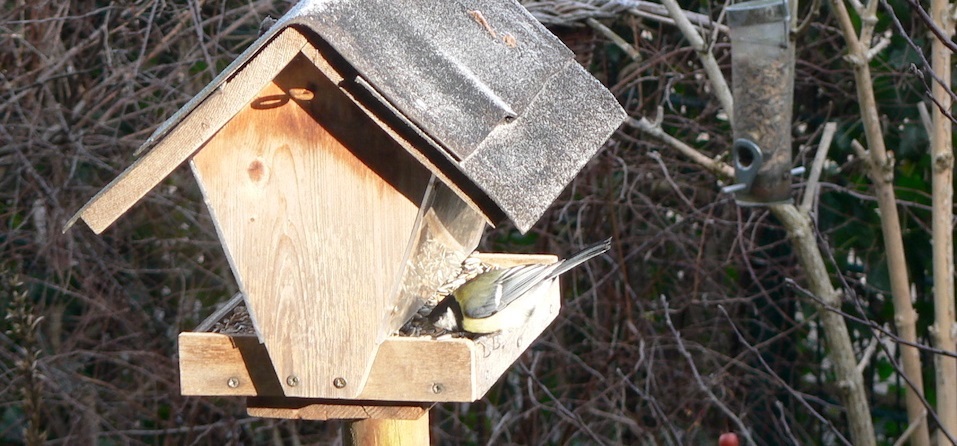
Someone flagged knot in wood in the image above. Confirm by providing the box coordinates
[247,159,267,183]
[934,151,954,171]
[837,379,855,393]
[842,53,865,67]
[880,153,895,182]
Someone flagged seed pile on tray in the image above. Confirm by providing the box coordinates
[399,254,491,338]
[210,304,255,335]
[203,254,492,338]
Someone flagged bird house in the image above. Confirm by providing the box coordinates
[68,0,624,419]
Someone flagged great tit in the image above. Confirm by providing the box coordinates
[429,238,611,335]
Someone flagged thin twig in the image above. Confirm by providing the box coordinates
[800,122,837,214]
[616,368,682,446]
[855,333,881,374]
[784,278,957,360]
[717,306,853,446]
[624,116,734,178]
[660,295,756,446]
[902,0,957,53]
[659,0,734,124]
[586,18,641,61]
[648,151,696,208]
[792,0,823,36]
[918,101,933,136]
[879,0,957,120]
[520,362,609,445]
[774,400,802,446]
[893,411,928,446]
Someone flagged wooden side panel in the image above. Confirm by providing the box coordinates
[178,332,282,396]
[473,253,558,267]
[190,55,428,399]
[178,333,475,402]
[67,28,308,234]
[247,398,430,421]
[178,332,475,401]
[358,337,474,402]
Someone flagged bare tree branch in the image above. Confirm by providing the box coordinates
[661,296,756,446]
[659,0,734,124]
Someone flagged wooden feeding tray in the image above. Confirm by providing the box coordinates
[178,252,560,418]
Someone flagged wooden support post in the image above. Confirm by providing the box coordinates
[344,411,430,446]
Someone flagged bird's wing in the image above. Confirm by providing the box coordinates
[457,239,611,320]
[460,263,559,319]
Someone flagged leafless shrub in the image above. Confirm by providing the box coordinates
[0,0,937,444]
[0,1,339,443]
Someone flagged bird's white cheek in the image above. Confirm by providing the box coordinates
[432,308,459,332]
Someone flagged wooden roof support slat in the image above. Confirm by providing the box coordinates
[65,28,309,234]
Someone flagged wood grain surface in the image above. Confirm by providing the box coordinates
[190,54,427,398]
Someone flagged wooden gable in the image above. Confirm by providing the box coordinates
[190,52,430,398]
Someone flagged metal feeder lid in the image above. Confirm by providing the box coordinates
[726,0,789,26]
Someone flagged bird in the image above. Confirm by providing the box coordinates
[429,238,611,335]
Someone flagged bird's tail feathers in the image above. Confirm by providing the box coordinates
[548,238,611,279]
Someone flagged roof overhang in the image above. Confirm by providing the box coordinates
[71,0,625,234]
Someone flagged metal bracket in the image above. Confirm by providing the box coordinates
[721,138,806,195]
[722,138,764,194]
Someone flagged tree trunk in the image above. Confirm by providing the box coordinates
[771,205,876,446]
[929,0,956,441]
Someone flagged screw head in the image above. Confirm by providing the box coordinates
[286,375,300,387]
[333,377,347,389]
[431,383,445,394]
[227,377,240,388]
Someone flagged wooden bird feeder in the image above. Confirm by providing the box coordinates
[68,0,624,420]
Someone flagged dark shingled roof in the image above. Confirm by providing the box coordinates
[143,0,625,232]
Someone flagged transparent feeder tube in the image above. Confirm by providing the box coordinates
[727,0,794,205]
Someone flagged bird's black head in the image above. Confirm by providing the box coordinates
[428,295,464,333]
